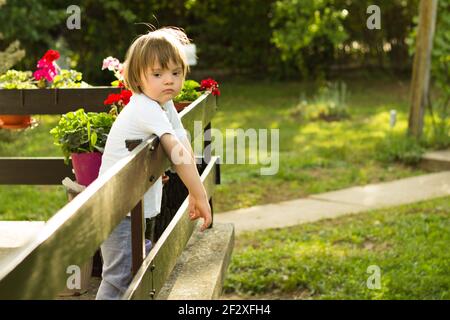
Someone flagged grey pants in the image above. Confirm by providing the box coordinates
[96,217,152,300]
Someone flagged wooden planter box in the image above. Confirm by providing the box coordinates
[0,87,121,115]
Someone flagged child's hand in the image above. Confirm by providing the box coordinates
[188,194,212,232]
[162,174,169,185]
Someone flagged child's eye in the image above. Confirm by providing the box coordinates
[153,73,161,77]
[173,72,180,76]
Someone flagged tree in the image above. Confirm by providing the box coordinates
[0,0,25,74]
[270,0,348,78]
[408,0,438,138]
[0,0,65,72]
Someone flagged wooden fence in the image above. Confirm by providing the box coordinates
[0,88,219,299]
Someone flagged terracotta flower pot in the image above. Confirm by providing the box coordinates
[71,152,102,186]
[174,101,192,112]
[0,115,32,129]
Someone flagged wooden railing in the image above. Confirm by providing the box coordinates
[0,89,218,299]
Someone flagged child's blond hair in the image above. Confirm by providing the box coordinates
[123,27,190,93]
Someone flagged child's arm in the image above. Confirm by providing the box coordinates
[168,135,194,172]
[160,133,212,231]
[178,136,204,223]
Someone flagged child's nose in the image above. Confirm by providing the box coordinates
[164,74,174,84]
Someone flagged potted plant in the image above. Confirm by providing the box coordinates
[0,70,37,128]
[0,49,88,129]
[173,79,202,112]
[173,78,220,112]
[50,108,116,186]
[33,49,88,88]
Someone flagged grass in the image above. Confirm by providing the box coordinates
[1,77,446,300]
[0,115,67,221]
[222,196,450,300]
[212,78,431,212]
[0,77,441,220]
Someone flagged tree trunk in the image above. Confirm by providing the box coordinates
[408,0,438,138]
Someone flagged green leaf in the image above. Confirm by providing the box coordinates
[90,131,97,149]
[49,108,115,162]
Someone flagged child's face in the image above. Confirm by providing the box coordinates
[140,60,184,105]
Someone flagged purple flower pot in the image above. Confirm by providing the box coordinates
[71,152,102,186]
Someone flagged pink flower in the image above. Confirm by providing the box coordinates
[34,49,60,83]
[33,69,46,81]
[102,56,121,71]
[33,61,57,82]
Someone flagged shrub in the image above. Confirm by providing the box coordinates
[270,0,348,78]
[292,82,349,121]
[375,132,425,165]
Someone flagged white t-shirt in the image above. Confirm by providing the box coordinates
[99,93,188,219]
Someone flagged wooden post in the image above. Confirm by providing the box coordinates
[204,122,212,165]
[408,0,438,138]
[125,139,146,276]
[131,200,145,276]
[203,122,214,229]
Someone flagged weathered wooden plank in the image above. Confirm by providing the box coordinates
[203,93,217,131]
[126,140,146,276]
[0,88,216,116]
[0,87,121,114]
[0,158,74,185]
[130,200,145,276]
[181,92,217,140]
[150,157,217,299]
[0,93,216,186]
[122,156,218,300]
[0,136,170,299]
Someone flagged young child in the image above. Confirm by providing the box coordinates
[95,27,212,300]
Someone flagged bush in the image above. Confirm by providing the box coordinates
[270,0,348,77]
[375,132,425,165]
[424,110,450,150]
[0,1,423,82]
[291,81,349,121]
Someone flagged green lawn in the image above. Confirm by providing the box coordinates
[0,78,434,220]
[223,196,450,300]
[0,116,67,220]
[212,78,429,212]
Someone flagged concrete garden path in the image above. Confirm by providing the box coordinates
[215,170,450,234]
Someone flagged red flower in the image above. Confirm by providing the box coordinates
[200,78,220,96]
[104,93,121,105]
[42,50,60,63]
[120,89,132,106]
[104,90,132,109]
